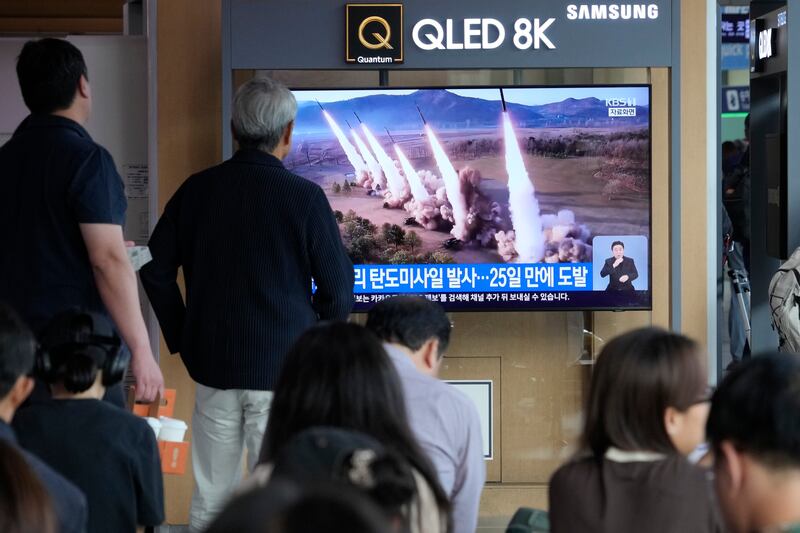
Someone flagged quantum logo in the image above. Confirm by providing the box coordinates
[358,16,394,50]
[346,4,404,64]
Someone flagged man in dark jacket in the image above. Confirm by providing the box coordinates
[140,76,354,530]
[600,240,639,291]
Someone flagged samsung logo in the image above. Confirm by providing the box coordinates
[567,4,659,20]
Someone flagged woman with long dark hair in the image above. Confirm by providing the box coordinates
[0,440,57,533]
[256,322,450,532]
[549,327,723,533]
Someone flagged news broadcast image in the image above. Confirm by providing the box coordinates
[290,86,651,310]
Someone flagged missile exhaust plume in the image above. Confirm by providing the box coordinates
[350,127,383,189]
[361,123,409,201]
[502,112,544,262]
[424,124,468,239]
[321,110,367,176]
[394,144,430,202]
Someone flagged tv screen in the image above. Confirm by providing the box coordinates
[289,85,652,311]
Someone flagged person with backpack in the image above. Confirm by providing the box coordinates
[768,247,800,353]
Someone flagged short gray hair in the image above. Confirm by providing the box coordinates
[232,77,297,152]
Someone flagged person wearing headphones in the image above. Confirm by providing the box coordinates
[13,309,164,533]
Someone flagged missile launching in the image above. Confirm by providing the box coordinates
[415,104,427,125]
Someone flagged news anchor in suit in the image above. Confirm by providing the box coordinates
[600,240,639,291]
[140,77,354,531]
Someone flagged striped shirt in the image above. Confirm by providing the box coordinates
[141,149,354,390]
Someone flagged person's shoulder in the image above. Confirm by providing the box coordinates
[439,381,480,418]
[184,160,228,185]
[91,143,118,164]
[166,163,228,205]
[417,379,483,440]
[279,167,325,195]
[656,455,711,484]
[0,135,21,157]
[83,400,151,433]
[552,455,597,477]
[61,129,104,158]
[95,403,160,454]
[102,400,150,425]
[550,456,599,494]
[12,401,53,425]
[20,446,87,508]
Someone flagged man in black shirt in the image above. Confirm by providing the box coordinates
[0,38,162,402]
[0,304,87,533]
[707,353,800,532]
[13,310,164,533]
[600,240,639,291]
[141,76,354,529]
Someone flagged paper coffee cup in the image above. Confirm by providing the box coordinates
[158,416,188,442]
[145,417,161,439]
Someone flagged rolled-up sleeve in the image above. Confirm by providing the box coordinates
[67,146,127,225]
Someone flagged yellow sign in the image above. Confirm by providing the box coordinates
[346,4,404,63]
[358,15,394,50]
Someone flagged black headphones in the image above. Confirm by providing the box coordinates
[36,310,129,387]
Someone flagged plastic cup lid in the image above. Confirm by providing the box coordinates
[158,416,188,429]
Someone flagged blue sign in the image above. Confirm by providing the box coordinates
[721,86,750,113]
[721,43,750,70]
[353,263,593,294]
[721,14,750,43]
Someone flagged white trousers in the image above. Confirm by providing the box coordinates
[189,383,273,531]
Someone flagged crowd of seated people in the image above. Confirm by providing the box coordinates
[4,293,800,532]
[251,321,451,533]
[9,35,800,533]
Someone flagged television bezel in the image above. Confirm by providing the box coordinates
[289,83,653,312]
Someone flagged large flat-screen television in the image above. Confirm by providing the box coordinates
[289,85,652,311]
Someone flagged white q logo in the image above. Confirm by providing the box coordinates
[412,18,445,50]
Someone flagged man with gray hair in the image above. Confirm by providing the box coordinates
[141,77,354,530]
